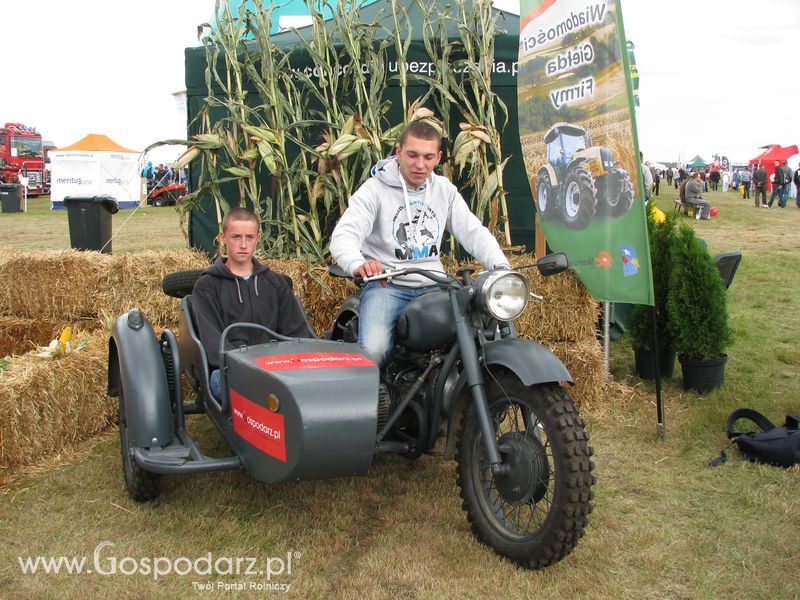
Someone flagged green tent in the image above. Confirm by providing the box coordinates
[687,155,708,169]
[183,3,532,256]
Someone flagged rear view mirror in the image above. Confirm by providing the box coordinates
[536,252,569,277]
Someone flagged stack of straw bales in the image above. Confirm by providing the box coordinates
[0,248,605,480]
[0,248,209,330]
[0,248,209,480]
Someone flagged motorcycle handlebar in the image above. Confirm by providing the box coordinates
[326,264,456,287]
[360,267,455,286]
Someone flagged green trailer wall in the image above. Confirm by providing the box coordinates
[183,9,536,257]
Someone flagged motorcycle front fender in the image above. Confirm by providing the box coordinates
[441,337,572,460]
[483,337,573,386]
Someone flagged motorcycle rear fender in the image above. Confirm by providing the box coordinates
[107,310,175,449]
[328,295,360,341]
[442,337,572,459]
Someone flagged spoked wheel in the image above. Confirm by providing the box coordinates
[457,377,594,569]
[118,364,161,502]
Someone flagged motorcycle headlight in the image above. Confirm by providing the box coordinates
[478,270,530,321]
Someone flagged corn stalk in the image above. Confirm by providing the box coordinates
[171,0,510,260]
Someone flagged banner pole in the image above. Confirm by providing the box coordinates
[652,305,665,437]
[602,302,611,375]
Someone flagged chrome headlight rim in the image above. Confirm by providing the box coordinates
[478,269,530,321]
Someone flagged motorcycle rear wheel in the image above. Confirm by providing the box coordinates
[457,378,594,569]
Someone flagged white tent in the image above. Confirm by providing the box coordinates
[50,134,141,209]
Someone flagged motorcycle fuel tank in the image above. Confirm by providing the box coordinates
[222,339,379,483]
[395,290,455,351]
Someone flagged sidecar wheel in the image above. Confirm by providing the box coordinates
[457,378,594,569]
[118,364,162,502]
[162,269,204,298]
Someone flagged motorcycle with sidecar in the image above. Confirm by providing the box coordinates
[107,252,595,569]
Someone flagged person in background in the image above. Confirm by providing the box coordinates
[739,166,752,200]
[677,167,686,189]
[652,165,660,196]
[780,160,793,208]
[709,169,720,192]
[767,159,785,208]
[684,171,710,218]
[641,154,653,202]
[16,167,29,211]
[753,162,768,208]
[794,163,800,208]
[721,169,730,193]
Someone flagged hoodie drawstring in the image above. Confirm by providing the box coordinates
[254,274,259,297]
[235,278,243,304]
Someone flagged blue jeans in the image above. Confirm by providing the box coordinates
[768,184,782,207]
[358,282,432,365]
[209,369,221,401]
[780,182,790,207]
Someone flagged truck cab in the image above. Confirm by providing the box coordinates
[0,123,47,195]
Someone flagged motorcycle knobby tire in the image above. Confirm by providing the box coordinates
[457,377,595,569]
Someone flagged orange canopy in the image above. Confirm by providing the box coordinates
[55,133,139,153]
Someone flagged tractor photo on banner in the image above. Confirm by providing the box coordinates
[517,0,653,305]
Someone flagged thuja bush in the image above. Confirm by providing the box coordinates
[666,224,730,360]
[627,205,678,351]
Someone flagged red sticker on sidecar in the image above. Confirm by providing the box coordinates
[230,390,286,462]
[255,352,375,371]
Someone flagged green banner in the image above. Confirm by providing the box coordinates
[517,0,653,305]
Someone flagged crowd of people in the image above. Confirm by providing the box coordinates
[642,160,800,211]
[141,161,186,191]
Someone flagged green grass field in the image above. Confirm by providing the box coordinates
[0,186,798,598]
[0,196,187,253]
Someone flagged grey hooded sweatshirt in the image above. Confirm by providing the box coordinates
[330,156,509,287]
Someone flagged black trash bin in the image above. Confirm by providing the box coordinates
[63,195,119,253]
[0,183,22,213]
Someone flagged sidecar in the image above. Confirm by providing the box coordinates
[107,284,380,501]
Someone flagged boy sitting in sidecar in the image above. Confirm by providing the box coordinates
[190,207,314,399]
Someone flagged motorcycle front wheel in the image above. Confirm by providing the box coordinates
[457,377,594,569]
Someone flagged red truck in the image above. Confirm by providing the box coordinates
[0,123,48,195]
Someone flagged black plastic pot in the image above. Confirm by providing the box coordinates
[679,354,727,393]
[633,346,675,380]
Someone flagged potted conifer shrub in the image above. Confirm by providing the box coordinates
[628,207,678,379]
[666,224,731,392]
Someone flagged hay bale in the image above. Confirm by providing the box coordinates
[510,255,600,344]
[256,259,356,337]
[100,249,210,329]
[0,249,112,321]
[546,338,609,408]
[0,331,113,481]
[0,317,76,357]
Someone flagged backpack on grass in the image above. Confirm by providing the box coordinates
[712,408,800,468]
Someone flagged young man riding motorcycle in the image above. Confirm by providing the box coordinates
[330,121,510,364]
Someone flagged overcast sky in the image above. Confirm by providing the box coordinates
[2,1,798,166]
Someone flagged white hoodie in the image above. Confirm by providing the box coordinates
[330,156,509,287]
